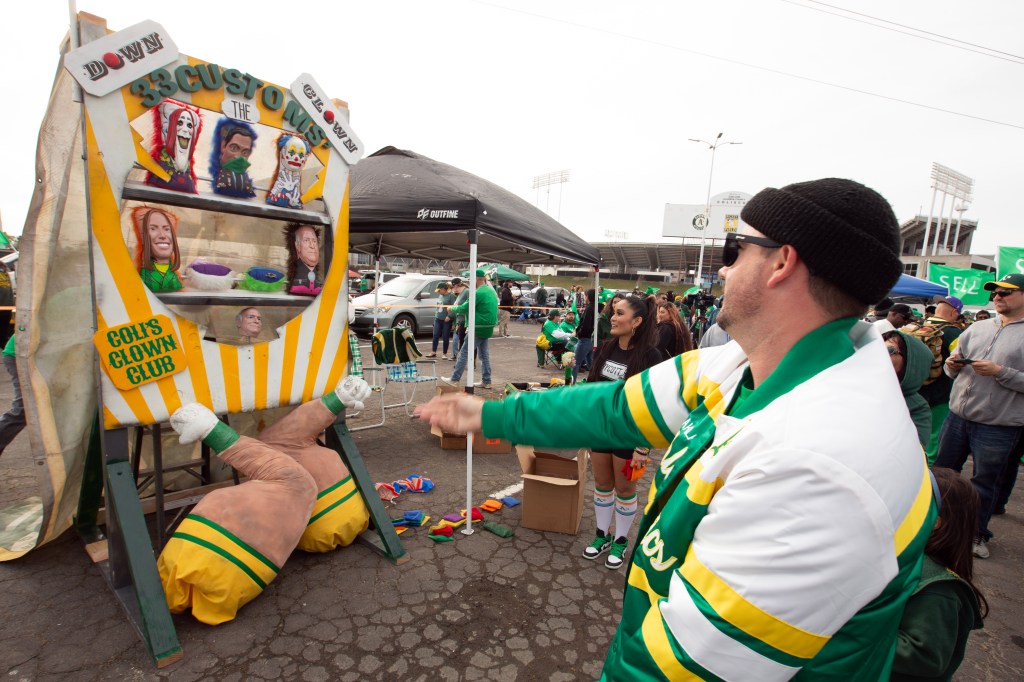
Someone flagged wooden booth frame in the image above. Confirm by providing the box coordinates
[65,14,405,667]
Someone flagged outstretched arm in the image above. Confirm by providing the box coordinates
[417,354,694,451]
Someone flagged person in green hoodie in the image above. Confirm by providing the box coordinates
[883,330,935,447]
[891,466,986,682]
[444,269,498,389]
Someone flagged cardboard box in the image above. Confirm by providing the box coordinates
[429,424,514,454]
[517,446,588,535]
[430,384,514,454]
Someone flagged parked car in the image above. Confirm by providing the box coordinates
[515,286,571,314]
[350,273,452,336]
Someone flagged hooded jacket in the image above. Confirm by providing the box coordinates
[891,556,983,682]
[449,282,498,339]
[897,331,934,447]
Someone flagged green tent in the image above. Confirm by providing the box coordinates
[460,263,530,282]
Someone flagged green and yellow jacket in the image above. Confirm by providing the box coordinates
[483,319,936,680]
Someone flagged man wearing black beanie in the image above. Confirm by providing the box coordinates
[417,178,936,680]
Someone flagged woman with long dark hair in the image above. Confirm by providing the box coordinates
[655,301,693,360]
[892,467,987,681]
[582,295,664,569]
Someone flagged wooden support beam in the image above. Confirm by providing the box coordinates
[326,412,408,564]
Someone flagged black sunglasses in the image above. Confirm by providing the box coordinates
[992,288,1019,298]
[722,233,783,267]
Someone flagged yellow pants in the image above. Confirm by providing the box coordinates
[298,475,370,553]
[158,515,280,625]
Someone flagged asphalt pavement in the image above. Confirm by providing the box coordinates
[0,318,1022,681]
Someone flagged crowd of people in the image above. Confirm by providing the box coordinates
[417,177,1022,681]
[3,172,1019,677]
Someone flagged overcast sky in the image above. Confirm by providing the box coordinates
[3,0,1020,254]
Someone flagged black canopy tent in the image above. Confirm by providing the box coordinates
[347,146,601,267]
[346,147,601,534]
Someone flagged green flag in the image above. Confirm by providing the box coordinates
[683,286,700,297]
[927,264,994,306]
[996,246,1024,279]
[0,232,10,248]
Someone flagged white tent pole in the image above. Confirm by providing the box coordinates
[463,231,479,535]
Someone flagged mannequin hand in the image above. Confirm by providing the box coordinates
[170,403,219,445]
[335,376,371,411]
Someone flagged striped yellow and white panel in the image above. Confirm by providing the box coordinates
[83,55,353,429]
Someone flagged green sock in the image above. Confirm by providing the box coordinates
[203,421,240,453]
[321,391,343,415]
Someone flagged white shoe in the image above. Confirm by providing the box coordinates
[972,540,990,559]
[440,376,457,385]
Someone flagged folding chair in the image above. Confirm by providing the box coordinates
[367,327,437,416]
[543,336,576,369]
[383,360,438,416]
[346,331,387,432]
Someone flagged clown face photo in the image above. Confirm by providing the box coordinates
[145,99,202,194]
[266,133,312,209]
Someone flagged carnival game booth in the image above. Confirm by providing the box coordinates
[7,13,405,667]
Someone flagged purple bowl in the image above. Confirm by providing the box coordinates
[189,261,232,276]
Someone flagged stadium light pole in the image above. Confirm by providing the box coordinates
[688,133,741,286]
